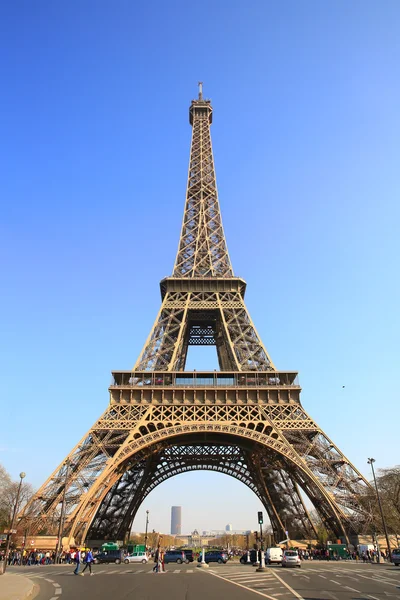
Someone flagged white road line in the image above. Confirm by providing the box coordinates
[368,595,382,600]
[230,574,274,580]
[187,569,193,573]
[323,591,339,600]
[354,572,400,589]
[45,578,53,582]
[318,575,327,579]
[107,569,120,574]
[173,569,181,573]
[204,569,280,599]
[330,580,341,585]
[269,569,304,600]
[344,586,361,593]
[229,578,273,584]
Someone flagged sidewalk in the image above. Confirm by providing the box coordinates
[0,572,37,600]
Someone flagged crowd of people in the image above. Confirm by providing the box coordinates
[0,548,95,567]
[292,547,392,562]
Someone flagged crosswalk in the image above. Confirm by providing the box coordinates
[20,568,197,576]
[206,568,294,599]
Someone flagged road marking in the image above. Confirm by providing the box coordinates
[368,595,381,600]
[45,578,53,582]
[187,569,193,573]
[270,569,304,600]
[318,575,327,579]
[322,591,339,600]
[205,569,280,599]
[173,569,181,573]
[344,586,361,593]
[355,572,400,589]
[107,569,120,574]
[330,580,341,585]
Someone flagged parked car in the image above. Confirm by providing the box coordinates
[282,550,301,568]
[182,549,194,562]
[198,551,228,564]
[164,550,187,564]
[266,547,283,564]
[240,549,266,565]
[94,549,124,564]
[124,551,148,564]
[392,548,400,566]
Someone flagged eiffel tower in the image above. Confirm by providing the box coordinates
[21,84,373,546]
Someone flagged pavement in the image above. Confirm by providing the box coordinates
[0,571,38,600]
[5,560,400,600]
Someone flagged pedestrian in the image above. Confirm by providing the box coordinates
[158,549,163,573]
[160,550,165,573]
[153,547,159,573]
[81,548,94,576]
[73,548,81,575]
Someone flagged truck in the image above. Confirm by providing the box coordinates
[357,544,375,556]
[266,547,283,564]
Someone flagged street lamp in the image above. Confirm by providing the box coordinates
[144,510,149,550]
[3,472,26,574]
[367,458,392,562]
[55,460,72,564]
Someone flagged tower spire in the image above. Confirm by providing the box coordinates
[173,87,233,277]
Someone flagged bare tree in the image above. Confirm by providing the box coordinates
[0,464,34,531]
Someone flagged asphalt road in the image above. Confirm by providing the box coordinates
[8,560,400,600]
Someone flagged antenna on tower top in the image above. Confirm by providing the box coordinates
[198,81,203,100]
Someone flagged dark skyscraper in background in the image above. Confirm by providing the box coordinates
[171,506,182,535]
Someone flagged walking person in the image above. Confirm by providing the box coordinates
[81,549,94,576]
[73,548,81,575]
[160,549,165,573]
[152,547,159,573]
[157,549,163,573]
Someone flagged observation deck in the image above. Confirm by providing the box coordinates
[109,371,301,406]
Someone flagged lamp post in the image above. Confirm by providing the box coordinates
[144,510,149,550]
[3,472,26,574]
[55,459,72,564]
[367,458,392,562]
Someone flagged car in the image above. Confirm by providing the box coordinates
[94,549,124,564]
[182,549,194,562]
[282,550,301,568]
[198,551,228,564]
[266,547,283,564]
[164,550,188,564]
[392,548,400,566]
[240,549,266,564]
[124,551,149,564]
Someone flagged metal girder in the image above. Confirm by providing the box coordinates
[18,86,376,547]
[19,398,373,544]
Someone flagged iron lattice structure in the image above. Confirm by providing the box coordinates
[20,85,374,545]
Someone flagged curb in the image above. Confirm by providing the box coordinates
[0,573,38,600]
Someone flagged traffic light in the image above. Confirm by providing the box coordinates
[258,511,263,525]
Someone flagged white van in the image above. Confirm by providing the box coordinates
[266,547,283,564]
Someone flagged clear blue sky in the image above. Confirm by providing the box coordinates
[1,1,399,535]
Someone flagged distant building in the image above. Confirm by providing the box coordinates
[171,506,182,535]
[225,524,232,532]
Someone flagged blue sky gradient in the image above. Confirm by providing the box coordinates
[1,1,399,534]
